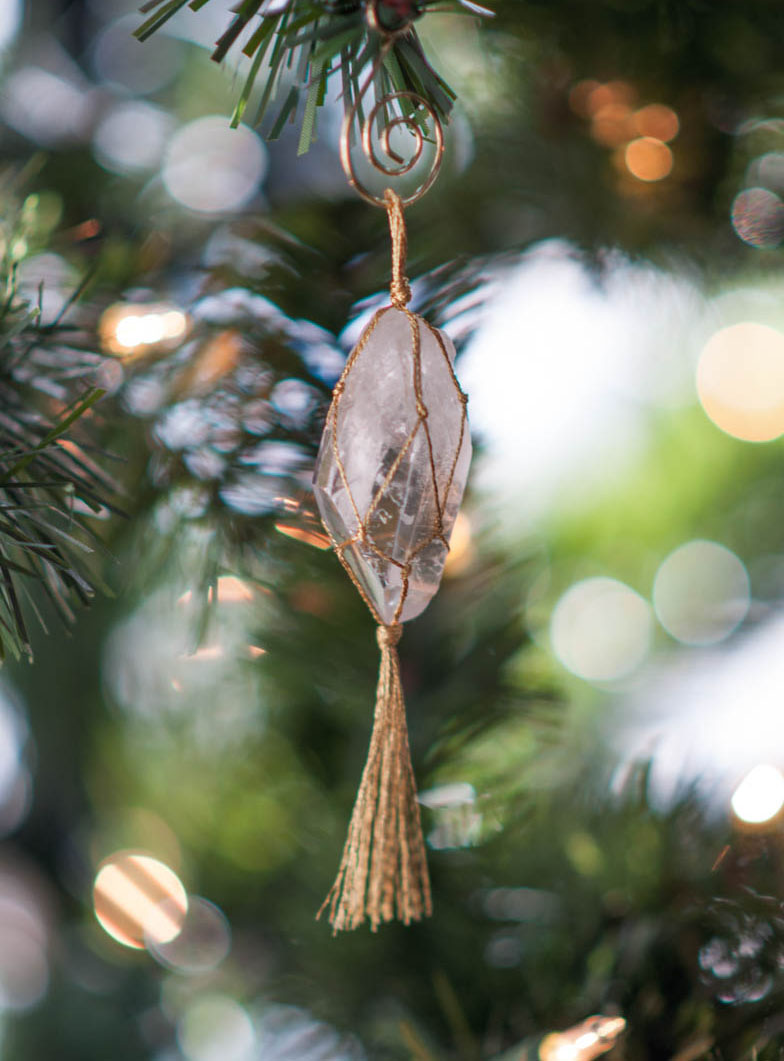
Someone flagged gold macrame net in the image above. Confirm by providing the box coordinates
[316,190,469,933]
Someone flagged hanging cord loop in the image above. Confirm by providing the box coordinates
[385,188,412,308]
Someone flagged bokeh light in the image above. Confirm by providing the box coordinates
[17,252,76,322]
[653,540,750,646]
[419,782,481,849]
[0,687,32,837]
[697,322,784,442]
[93,101,172,175]
[444,511,474,576]
[591,103,634,147]
[0,0,21,51]
[550,577,652,682]
[162,117,267,214]
[177,994,256,1061]
[0,866,50,1011]
[583,81,635,116]
[633,104,679,142]
[731,764,784,825]
[731,187,784,248]
[568,79,601,117]
[624,137,673,181]
[100,302,188,358]
[92,14,184,95]
[1,67,93,145]
[148,897,231,974]
[93,852,188,950]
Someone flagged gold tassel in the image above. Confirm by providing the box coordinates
[318,623,432,933]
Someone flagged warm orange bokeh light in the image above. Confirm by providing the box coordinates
[274,522,331,549]
[633,103,679,142]
[99,302,188,358]
[444,512,474,577]
[585,80,635,116]
[173,330,242,395]
[568,79,601,117]
[590,103,634,147]
[624,137,673,181]
[93,852,188,949]
[697,322,784,442]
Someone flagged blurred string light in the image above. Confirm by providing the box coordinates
[162,117,267,214]
[731,764,784,826]
[697,322,784,441]
[100,301,188,358]
[653,540,749,646]
[177,995,255,1061]
[550,577,652,683]
[93,852,188,950]
[731,187,784,248]
[93,101,173,176]
[537,1016,626,1061]
[569,78,678,184]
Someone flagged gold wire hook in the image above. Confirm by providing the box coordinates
[339,4,445,208]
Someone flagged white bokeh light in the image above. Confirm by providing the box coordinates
[178,995,256,1061]
[92,14,183,95]
[653,540,750,646]
[550,576,652,683]
[618,612,784,806]
[1,67,93,145]
[0,0,22,51]
[93,101,173,175]
[162,117,267,214]
[460,245,704,522]
[0,867,49,1011]
[731,764,784,825]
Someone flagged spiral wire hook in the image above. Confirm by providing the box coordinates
[339,2,445,208]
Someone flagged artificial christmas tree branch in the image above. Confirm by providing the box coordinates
[136,0,492,152]
[0,198,119,662]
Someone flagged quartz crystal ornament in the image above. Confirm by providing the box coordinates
[313,307,471,626]
[313,190,471,933]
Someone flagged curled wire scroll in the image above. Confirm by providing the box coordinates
[339,47,445,208]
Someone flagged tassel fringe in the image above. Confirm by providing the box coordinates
[318,624,432,933]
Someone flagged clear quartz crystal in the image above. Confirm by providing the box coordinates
[313,307,471,624]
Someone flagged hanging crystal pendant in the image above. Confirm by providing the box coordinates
[313,306,471,626]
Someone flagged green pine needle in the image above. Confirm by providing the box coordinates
[136,0,492,153]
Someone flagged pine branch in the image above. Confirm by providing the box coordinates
[0,196,119,662]
[135,0,492,152]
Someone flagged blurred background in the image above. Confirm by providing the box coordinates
[2,0,784,1058]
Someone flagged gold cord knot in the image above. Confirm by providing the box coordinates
[384,188,411,308]
[377,623,403,649]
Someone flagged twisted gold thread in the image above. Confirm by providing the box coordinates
[385,188,411,307]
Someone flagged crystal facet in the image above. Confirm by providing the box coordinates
[313,307,471,624]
